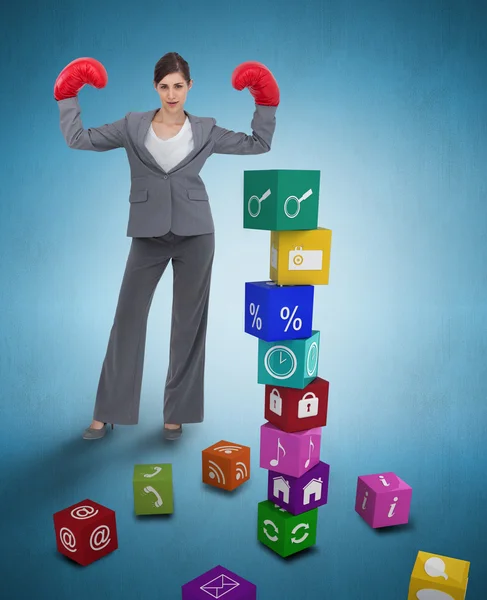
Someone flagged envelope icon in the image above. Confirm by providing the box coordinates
[200,574,240,598]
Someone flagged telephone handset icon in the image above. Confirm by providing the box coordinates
[143,466,162,478]
[143,486,163,507]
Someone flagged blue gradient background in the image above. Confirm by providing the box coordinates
[1,0,486,598]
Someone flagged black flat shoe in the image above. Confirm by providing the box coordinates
[163,425,182,440]
[82,423,114,440]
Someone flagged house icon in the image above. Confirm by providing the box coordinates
[272,476,290,503]
[303,478,323,505]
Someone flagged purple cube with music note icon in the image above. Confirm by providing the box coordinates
[268,461,330,515]
[259,422,322,478]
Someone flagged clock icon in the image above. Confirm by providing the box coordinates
[306,342,318,376]
[264,345,297,380]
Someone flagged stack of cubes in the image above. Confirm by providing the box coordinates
[243,169,332,558]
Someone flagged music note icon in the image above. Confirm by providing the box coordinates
[304,437,315,468]
[270,438,286,467]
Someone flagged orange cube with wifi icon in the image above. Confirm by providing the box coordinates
[202,440,251,491]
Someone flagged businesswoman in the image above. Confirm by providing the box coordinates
[54,52,279,440]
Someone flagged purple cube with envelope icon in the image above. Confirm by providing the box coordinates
[182,565,256,599]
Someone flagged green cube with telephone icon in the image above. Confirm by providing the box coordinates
[243,170,320,231]
[133,464,174,515]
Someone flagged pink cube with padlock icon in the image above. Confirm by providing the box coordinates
[259,422,322,478]
[264,378,329,433]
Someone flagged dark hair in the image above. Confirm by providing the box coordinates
[153,52,191,85]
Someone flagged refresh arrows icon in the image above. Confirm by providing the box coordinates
[290,522,309,544]
[263,519,279,542]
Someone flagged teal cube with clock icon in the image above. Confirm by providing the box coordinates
[257,330,320,389]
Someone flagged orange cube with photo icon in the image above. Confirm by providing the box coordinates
[202,440,251,491]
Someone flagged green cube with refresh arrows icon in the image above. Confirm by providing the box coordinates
[243,170,320,231]
[257,500,318,557]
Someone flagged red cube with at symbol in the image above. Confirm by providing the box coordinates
[53,499,118,566]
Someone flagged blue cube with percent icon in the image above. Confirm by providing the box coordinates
[258,330,320,389]
[244,281,314,342]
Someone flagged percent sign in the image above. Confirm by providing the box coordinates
[249,303,262,330]
[281,305,302,332]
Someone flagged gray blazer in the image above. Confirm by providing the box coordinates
[57,97,277,237]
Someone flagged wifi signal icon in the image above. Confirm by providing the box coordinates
[235,461,248,480]
[208,460,226,485]
[214,445,242,455]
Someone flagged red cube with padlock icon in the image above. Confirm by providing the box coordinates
[264,377,329,433]
[53,499,118,566]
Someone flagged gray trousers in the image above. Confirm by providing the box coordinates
[93,231,215,425]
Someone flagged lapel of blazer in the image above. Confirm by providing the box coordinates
[136,109,203,175]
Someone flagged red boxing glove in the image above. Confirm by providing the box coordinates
[54,57,108,101]
[231,61,280,106]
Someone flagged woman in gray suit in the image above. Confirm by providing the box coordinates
[54,52,279,440]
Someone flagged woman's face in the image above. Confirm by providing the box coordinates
[154,72,192,111]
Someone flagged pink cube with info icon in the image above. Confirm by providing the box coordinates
[355,472,412,528]
[259,422,322,478]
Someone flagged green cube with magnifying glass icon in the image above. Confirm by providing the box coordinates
[133,464,174,515]
[243,170,320,231]
[257,330,320,389]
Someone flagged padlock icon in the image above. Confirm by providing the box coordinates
[297,392,319,418]
[269,388,282,416]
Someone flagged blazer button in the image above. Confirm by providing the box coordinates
[164,175,168,179]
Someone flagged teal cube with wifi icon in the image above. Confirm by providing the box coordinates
[243,169,321,231]
[257,330,320,389]
[133,464,174,515]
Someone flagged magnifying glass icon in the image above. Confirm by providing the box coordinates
[248,189,271,218]
[284,188,313,219]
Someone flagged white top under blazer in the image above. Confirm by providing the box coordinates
[144,117,194,173]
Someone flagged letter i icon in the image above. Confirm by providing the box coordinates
[361,491,368,510]
[388,496,398,518]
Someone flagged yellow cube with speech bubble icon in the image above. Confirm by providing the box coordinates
[269,228,332,285]
[408,551,470,600]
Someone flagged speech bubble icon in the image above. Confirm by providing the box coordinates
[416,589,454,600]
[424,557,448,579]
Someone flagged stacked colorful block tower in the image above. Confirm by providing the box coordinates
[243,169,332,557]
